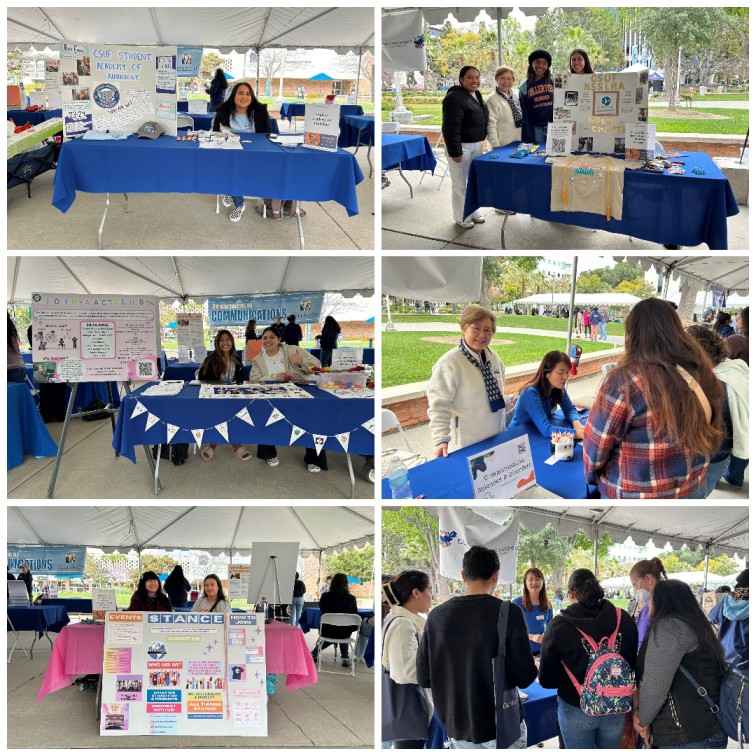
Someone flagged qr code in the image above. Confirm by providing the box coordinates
[517,442,526,454]
[552,138,566,153]
[137,360,154,377]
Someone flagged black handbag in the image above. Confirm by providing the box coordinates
[381,617,430,742]
[493,601,523,748]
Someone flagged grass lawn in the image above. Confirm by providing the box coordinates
[55,590,255,609]
[383,330,614,387]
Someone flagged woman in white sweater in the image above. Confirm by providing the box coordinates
[427,306,506,457]
[382,571,434,748]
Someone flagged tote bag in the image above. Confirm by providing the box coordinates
[493,601,523,748]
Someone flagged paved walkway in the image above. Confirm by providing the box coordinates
[648,100,749,109]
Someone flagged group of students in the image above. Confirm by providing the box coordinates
[442,48,586,226]
[382,544,748,749]
[574,307,610,341]
[426,300,749,497]
[244,315,342,368]
[127,566,232,613]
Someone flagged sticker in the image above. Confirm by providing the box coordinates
[93,83,120,108]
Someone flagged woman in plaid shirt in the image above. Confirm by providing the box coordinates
[583,299,724,498]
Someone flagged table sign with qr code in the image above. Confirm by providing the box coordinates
[546,123,573,156]
[466,434,536,499]
[30,292,160,382]
[302,105,340,152]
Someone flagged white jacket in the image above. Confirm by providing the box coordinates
[427,346,506,451]
[486,90,523,149]
[714,358,749,458]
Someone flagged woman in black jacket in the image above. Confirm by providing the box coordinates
[205,68,228,112]
[163,565,192,608]
[441,65,488,229]
[314,573,358,667]
[318,316,341,368]
[539,568,638,749]
[197,330,251,461]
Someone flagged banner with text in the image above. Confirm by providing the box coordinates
[7,545,86,576]
[208,293,326,327]
[383,10,427,72]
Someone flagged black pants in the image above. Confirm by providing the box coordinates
[392,739,426,749]
[257,445,328,470]
[317,641,349,658]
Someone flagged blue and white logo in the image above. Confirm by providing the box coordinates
[93,83,120,109]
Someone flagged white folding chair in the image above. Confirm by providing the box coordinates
[381,408,413,453]
[381,408,426,474]
[315,613,361,676]
[420,131,449,189]
[381,121,400,134]
[177,115,195,130]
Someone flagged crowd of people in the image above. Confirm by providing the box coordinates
[382,544,748,749]
[425,301,749,498]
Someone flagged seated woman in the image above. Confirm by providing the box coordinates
[191,574,232,613]
[247,326,327,472]
[509,350,584,439]
[197,330,251,461]
[314,573,359,668]
[127,571,173,611]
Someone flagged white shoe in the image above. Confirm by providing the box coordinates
[230,203,246,222]
[266,457,280,467]
[222,195,234,208]
[456,220,475,229]
[307,464,321,473]
[368,467,375,483]
[471,215,486,224]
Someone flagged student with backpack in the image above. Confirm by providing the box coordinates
[538,568,638,748]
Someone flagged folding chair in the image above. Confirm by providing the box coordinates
[314,613,361,676]
[381,408,426,475]
[177,115,195,130]
[419,132,449,189]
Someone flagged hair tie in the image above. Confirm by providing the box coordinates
[383,582,399,606]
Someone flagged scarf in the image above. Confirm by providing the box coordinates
[495,86,523,128]
[458,338,504,413]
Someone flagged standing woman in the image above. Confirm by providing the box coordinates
[584,299,724,498]
[290,572,306,627]
[163,565,192,609]
[512,567,553,655]
[568,49,594,74]
[629,557,667,648]
[205,68,228,112]
[191,574,232,613]
[244,319,259,343]
[520,50,553,144]
[18,564,33,601]
[442,66,488,229]
[7,313,26,383]
[318,315,341,368]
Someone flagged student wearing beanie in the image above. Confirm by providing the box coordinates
[520,50,554,144]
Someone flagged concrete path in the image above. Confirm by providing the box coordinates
[648,100,749,109]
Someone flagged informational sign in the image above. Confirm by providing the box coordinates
[101,612,267,736]
[59,41,178,138]
[329,349,364,369]
[228,565,250,601]
[248,543,299,606]
[176,313,205,358]
[303,105,339,152]
[31,292,160,382]
[188,99,208,114]
[625,123,657,160]
[208,293,326,327]
[546,122,573,157]
[44,59,63,108]
[29,91,47,108]
[7,544,86,576]
[466,435,536,500]
[177,48,203,78]
[93,588,118,620]
[553,71,648,154]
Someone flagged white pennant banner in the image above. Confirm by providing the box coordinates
[130,401,148,419]
[215,422,229,442]
[336,432,350,452]
[166,423,180,444]
[313,434,328,456]
[266,408,285,426]
[361,418,375,435]
[191,428,204,446]
[289,425,306,446]
[145,413,160,431]
[236,407,254,426]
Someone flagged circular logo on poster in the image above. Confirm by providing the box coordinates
[93,83,120,108]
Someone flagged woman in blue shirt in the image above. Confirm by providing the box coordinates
[508,350,584,439]
[512,567,553,654]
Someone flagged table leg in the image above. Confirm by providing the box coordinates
[44,628,54,650]
[154,444,162,496]
[96,675,103,720]
[6,617,30,663]
[123,193,128,213]
[30,632,37,659]
[216,195,220,214]
[141,445,162,495]
[47,383,79,499]
[367,144,373,178]
[353,129,363,155]
[398,166,413,199]
[97,193,111,250]
[295,201,305,250]
[500,212,510,250]
[346,453,355,499]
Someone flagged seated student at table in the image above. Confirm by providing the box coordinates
[197,330,252,461]
[7,313,26,383]
[127,571,173,611]
[313,573,359,668]
[512,567,553,655]
[583,299,724,498]
[163,564,191,609]
[508,350,584,440]
[191,574,232,613]
[247,327,326,473]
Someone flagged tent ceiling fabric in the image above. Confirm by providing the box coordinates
[383,7,564,24]
[613,256,749,295]
[7,7,374,52]
[7,256,374,302]
[383,257,482,302]
[8,506,375,555]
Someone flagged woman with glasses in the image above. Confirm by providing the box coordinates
[427,306,506,458]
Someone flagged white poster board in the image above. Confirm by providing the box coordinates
[188,100,208,114]
[29,91,47,108]
[31,292,160,382]
[101,611,267,736]
[466,434,536,499]
[93,588,118,620]
[44,60,63,109]
[59,41,178,138]
[303,105,339,152]
[228,566,250,601]
[625,123,657,160]
[248,543,300,606]
[329,349,364,370]
[8,581,30,606]
[176,313,205,360]
[553,71,648,154]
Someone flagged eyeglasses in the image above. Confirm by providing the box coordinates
[469,326,493,335]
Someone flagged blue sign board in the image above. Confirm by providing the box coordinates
[208,292,326,326]
[177,47,203,78]
[7,545,86,576]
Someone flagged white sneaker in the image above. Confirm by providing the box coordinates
[471,215,486,224]
[368,467,375,483]
[307,464,321,473]
[456,220,475,229]
[222,195,234,208]
[266,457,279,467]
[229,203,246,222]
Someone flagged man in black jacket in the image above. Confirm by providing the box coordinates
[416,545,537,747]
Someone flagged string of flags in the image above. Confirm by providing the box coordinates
[130,399,375,455]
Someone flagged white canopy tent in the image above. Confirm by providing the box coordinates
[7,256,374,304]
[383,256,482,303]
[514,292,640,308]
[600,572,735,590]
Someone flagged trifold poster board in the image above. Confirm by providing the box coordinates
[31,292,160,382]
[101,612,267,736]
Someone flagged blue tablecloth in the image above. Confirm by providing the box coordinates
[341,115,375,149]
[174,606,247,613]
[8,109,62,125]
[53,133,364,217]
[279,104,365,148]
[23,366,121,414]
[381,413,591,500]
[40,597,93,613]
[113,382,374,463]
[299,607,374,667]
[179,113,280,134]
[464,142,739,249]
[7,383,58,470]
[7,605,70,637]
[382,133,437,173]
[21,352,33,363]
[309,348,374,365]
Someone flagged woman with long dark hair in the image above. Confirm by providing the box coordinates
[714,311,735,339]
[205,68,228,112]
[197,330,250,461]
[634,579,728,748]
[508,350,584,439]
[584,298,724,498]
[163,565,192,608]
[244,319,259,343]
[191,574,231,613]
[315,573,358,667]
[318,315,341,368]
[512,567,553,655]
[127,571,173,611]
[568,48,594,74]
[7,313,26,383]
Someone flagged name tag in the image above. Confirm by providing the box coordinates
[536,615,545,621]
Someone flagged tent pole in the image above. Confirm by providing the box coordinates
[137,547,142,578]
[497,9,502,67]
[355,48,363,101]
[394,71,404,112]
[316,550,322,594]
[566,256,578,356]
[255,48,261,98]
[702,543,710,598]
[593,526,599,575]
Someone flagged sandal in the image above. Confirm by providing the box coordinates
[234,446,252,460]
[256,204,282,221]
[282,200,306,218]
[201,447,215,461]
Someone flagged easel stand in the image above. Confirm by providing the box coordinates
[258,556,283,618]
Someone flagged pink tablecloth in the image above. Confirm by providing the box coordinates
[37,619,317,702]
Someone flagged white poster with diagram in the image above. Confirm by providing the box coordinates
[101,611,267,736]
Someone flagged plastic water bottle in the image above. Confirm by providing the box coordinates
[388,456,413,499]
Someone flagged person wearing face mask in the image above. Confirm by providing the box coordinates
[520,50,554,144]
[508,351,584,440]
[629,557,667,648]
[512,567,553,655]
[442,65,488,229]
[427,306,507,458]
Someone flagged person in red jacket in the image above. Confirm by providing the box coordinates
[127,571,173,611]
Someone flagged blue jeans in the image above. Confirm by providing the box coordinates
[290,596,304,626]
[704,454,730,496]
[557,698,625,749]
[320,348,333,368]
[533,125,548,145]
[655,728,728,748]
[8,367,27,383]
[726,455,749,487]
[599,322,607,339]
[230,195,244,208]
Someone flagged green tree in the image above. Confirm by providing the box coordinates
[323,545,375,583]
[481,256,543,307]
[582,261,646,289]
[7,50,24,83]
[576,273,611,294]
[613,277,656,299]
[201,52,225,83]
[382,510,430,576]
[694,554,740,577]
[130,555,178,583]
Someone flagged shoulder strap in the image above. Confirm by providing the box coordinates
[607,606,623,650]
[678,664,721,717]
[676,366,712,422]
[497,600,510,656]
[208,599,221,613]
